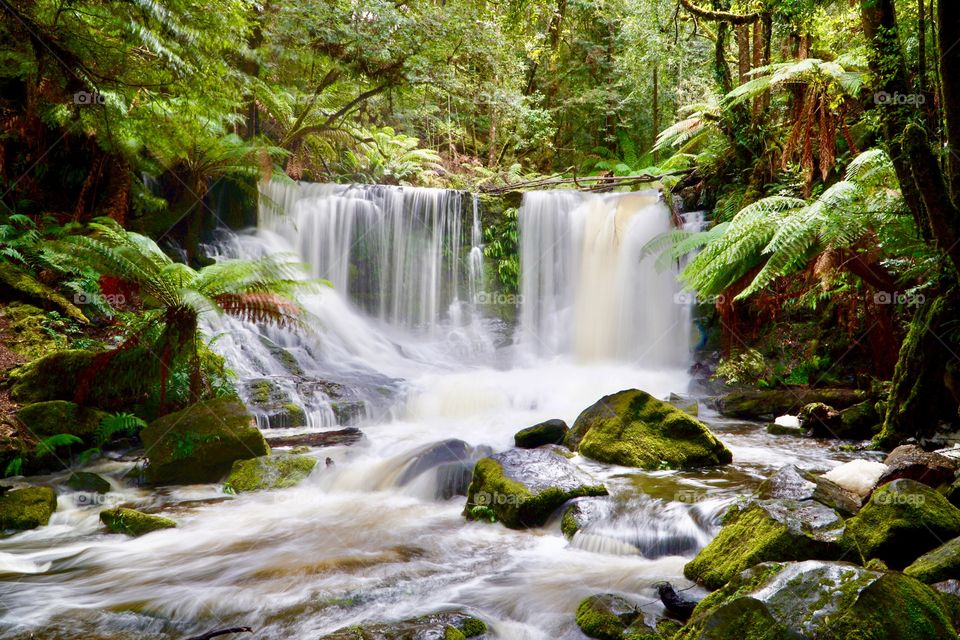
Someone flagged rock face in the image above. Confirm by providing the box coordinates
[567,389,732,470]
[757,464,862,515]
[141,398,269,485]
[463,448,608,529]
[0,486,57,530]
[16,400,107,442]
[676,561,957,640]
[683,499,845,590]
[318,611,487,640]
[396,439,492,499]
[842,479,960,569]
[878,444,958,489]
[906,537,960,584]
[715,388,864,420]
[225,453,317,492]
[575,594,655,640]
[514,419,568,449]
[100,507,176,536]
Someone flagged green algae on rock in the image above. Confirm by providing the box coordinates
[318,610,487,639]
[906,537,960,584]
[16,400,108,442]
[0,485,57,530]
[225,453,317,492]
[514,418,568,449]
[575,593,649,640]
[100,507,176,536]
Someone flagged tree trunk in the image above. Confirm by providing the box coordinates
[652,64,660,163]
[736,24,751,84]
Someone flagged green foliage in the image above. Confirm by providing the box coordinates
[4,434,84,477]
[94,413,148,446]
[482,207,520,293]
[714,349,769,385]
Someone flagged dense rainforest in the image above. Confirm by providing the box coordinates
[2,0,960,638]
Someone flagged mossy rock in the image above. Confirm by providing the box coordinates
[757,464,861,516]
[567,389,731,470]
[0,485,57,530]
[257,336,303,376]
[514,418,568,449]
[667,392,699,417]
[16,400,107,442]
[841,479,960,569]
[575,594,644,640]
[463,448,608,529]
[765,422,807,436]
[246,378,287,408]
[318,610,487,639]
[683,499,845,590]
[141,398,269,485]
[1,303,68,360]
[225,453,317,492]
[715,388,864,420]
[66,471,111,494]
[100,507,176,536]
[837,400,881,439]
[0,263,87,324]
[676,560,956,640]
[906,537,960,583]
[560,497,609,539]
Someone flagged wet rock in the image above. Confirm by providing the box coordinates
[560,497,610,538]
[16,400,107,443]
[318,610,487,639]
[463,448,608,529]
[842,479,960,569]
[837,400,882,438]
[0,486,57,530]
[714,388,864,420]
[822,459,888,497]
[675,560,956,640]
[66,471,111,494]
[906,537,960,584]
[575,594,649,640]
[245,379,307,428]
[668,393,699,417]
[514,419,568,449]
[99,507,176,536]
[225,453,317,492]
[656,582,698,621]
[396,439,492,499]
[141,398,268,485]
[878,444,958,489]
[257,335,303,376]
[264,428,363,449]
[683,499,845,590]
[567,389,731,470]
[757,464,861,515]
[766,420,807,436]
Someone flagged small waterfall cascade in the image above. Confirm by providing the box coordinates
[516,190,692,366]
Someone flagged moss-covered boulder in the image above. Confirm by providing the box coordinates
[566,389,731,469]
[141,398,269,485]
[906,537,960,584]
[99,507,176,536]
[842,479,960,569]
[225,453,316,492]
[514,419,568,449]
[318,610,487,639]
[684,499,845,590]
[0,486,57,530]
[758,464,861,515]
[2,303,68,360]
[463,448,608,529]
[0,263,87,324]
[676,560,956,640]
[715,388,864,420]
[16,401,107,442]
[66,471,111,494]
[575,594,653,640]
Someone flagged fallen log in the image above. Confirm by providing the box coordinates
[184,627,253,640]
[265,427,363,449]
[479,169,692,194]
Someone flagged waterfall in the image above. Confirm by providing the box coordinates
[516,189,691,366]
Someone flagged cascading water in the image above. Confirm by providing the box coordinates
[0,180,871,640]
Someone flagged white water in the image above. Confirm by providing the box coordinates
[0,182,869,639]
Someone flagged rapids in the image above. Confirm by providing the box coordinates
[0,183,869,639]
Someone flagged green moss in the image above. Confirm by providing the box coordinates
[16,400,107,442]
[248,379,276,406]
[100,507,176,536]
[561,504,579,538]
[443,627,466,640]
[0,486,57,530]
[570,390,731,469]
[905,537,960,583]
[0,263,87,324]
[141,398,269,485]
[842,479,960,569]
[575,595,638,640]
[514,419,568,448]
[282,403,307,427]
[828,573,956,639]
[225,453,317,492]
[459,617,486,637]
[2,303,67,360]
[655,619,683,639]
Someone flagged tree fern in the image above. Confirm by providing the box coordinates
[95,412,148,446]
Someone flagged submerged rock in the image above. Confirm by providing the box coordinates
[683,499,845,590]
[758,464,861,515]
[676,560,956,640]
[878,444,958,489]
[567,389,731,469]
[225,453,317,492]
[0,486,57,530]
[99,507,176,536]
[575,593,653,640]
[318,610,487,639]
[906,537,960,584]
[66,471,111,494]
[560,497,610,538]
[396,439,492,499]
[141,398,268,485]
[463,448,607,529]
[514,419,568,449]
[715,388,864,420]
[842,479,960,569]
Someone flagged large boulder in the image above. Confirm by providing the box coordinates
[684,499,845,590]
[906,537,960,584]
[676,561,956,640]
[463,448,607,529]
[66,471,111,494]
[878,444,958,489]
[141,398,269,485]
[100,507,176,536]
[318,611,487,639]
[16,400,107,442]
[567,389,731,469]
[758,464,862,515]
[225,453,316,492]
[714,388,865,420]
[514,419,568,449]
[0,486,57,530]
[842,479,960,569]
[575,594,655,640]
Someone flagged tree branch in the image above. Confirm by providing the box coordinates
[678,0,759,25]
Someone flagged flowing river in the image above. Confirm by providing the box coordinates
[0,183,867,639]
